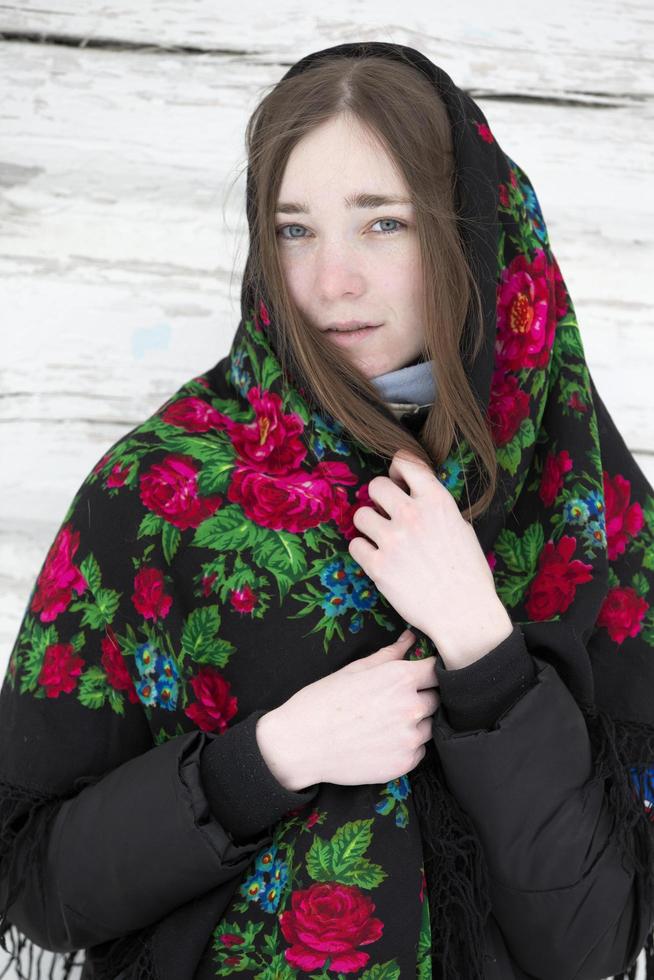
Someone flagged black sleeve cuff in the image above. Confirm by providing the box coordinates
[435,624,538,731]
[200,709,320,843]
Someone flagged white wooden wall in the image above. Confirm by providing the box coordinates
[0,2,652,977]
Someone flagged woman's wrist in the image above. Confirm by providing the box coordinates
[255,708,318,792]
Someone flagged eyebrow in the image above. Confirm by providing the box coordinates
[275,192,413,214]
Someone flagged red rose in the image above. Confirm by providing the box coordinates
[279,882,383,972]
[228,460,357,534]
[184,666,238,732]
[603,470,645,562]
[228,387,306,472]
[539,450,573,507]
[139,454,223,530]
[487,372,531,447]
[162,397,226,433]
[30,524,88,623]
[496,248,557,372]
[597,586,649,645]
[106,463,131,488]
[92,451,113,475]
[38,642,85,698]
[255,299,270,330]
[202,572,218,597]
[524,535,594,620]
[101,629,139,703]
[230,585,257,613]
[132,567,172,621]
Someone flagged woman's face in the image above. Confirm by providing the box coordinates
[274,113,425,379]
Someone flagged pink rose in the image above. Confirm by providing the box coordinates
[101,628,139,703]
[139,454,223,530]
[524,535,594,621]
[132,567,172,621]
[184,666,238,732]
[279,881,383,972]
[230,585,257,613]
[162,397,225,433]
[496,248,558,372]
[227,386,306,472]
[603,470,644,562]
[487,372,531,447]
[106,463,132,488]
[597,586,649,645]
[38,642,85,698]
[30,524,88,623]
[228,460,357,533]
[539,450,574,508]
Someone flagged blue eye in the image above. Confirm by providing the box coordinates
[371,218,404,235]
[276,224,307,240]
[275,218,406,240]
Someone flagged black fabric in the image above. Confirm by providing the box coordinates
[199,708,320,842]
[435,624,538,731]
[1,38,654,980]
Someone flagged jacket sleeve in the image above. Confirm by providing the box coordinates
[0,454,319,956]
[433,623,654,980]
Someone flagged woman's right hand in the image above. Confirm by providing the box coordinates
[257,630,440,790]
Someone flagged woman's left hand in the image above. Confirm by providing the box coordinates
[348,449,513,666]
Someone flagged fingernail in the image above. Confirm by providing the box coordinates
[400,629,414,640]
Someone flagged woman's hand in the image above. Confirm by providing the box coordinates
[257,629,440,789]
[348,449,513,666]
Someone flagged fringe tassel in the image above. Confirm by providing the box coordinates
[577,704,654,980]
[410,739,492,979]
[0,776,158,980]
[0,923,83,979]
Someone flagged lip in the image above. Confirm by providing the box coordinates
[326,320,382,332]
[324,324,382,345]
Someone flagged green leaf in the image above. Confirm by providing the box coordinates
[70,586,119,630]
[192,504,258,552]
[78,665,110,710]
[632,571,650,597]
[361,962,401,979]
[70,631,86,653]
[80,554,101,593]
[181,606,222,663]
[162,523,181,564]
[196,452,234,496]
[250,529,308,598]
[138,513,165,538]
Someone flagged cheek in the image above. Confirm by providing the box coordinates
[278,254,308,303]
[378,250,422,302]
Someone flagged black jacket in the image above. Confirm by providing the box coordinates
[1,618,651,978]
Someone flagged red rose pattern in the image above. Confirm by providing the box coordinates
[131,567,172,621]
[100,628,139,704]
[230,585,257,613]
[162,396,226,433]
[603,470,644,562]
[184,666,238,732]
[38,643,85,698]
[279,881,384,972]
[106,463,132,488]
[524,535,594,621]
[30,525,88,623]
[597,586,649,645]
[139,454,223,530]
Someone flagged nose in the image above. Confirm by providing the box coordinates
[314,240,367,301]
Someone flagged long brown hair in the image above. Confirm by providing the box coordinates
[234,53,498,523]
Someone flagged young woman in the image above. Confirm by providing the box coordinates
[2,40,654,980]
